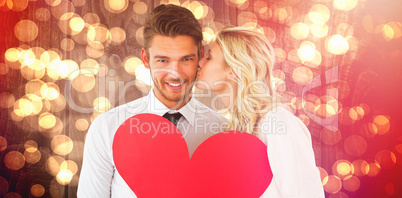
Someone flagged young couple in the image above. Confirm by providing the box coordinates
[78,4,324,198]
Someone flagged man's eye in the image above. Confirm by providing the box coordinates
[183,58,193,61]
[157,60,168,63]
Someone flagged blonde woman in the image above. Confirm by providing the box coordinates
[196,26,325,197]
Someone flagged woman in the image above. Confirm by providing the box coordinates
[196,26,325,197]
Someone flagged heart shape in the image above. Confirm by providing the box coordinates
[113,113,272,198]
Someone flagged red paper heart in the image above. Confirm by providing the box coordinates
[113,113,272,198]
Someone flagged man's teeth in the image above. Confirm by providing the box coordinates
[168,82,182,87]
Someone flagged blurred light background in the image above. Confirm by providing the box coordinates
[0,0,401,197]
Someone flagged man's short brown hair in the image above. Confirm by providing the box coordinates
[143,4,203,58]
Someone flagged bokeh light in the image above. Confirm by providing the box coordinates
[30,184,46,197]
[4,151,25,171]
[344,135,367,156]
[323,175,342,194]
[14,20,38,42]
[51,135,74,156]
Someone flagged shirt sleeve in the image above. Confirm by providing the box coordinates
[261,109,325,198]
[77,114,114,197]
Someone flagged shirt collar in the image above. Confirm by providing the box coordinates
[147,88,196,126]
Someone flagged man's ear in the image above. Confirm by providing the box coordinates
[200,45,204,59]
[141,48,150,69]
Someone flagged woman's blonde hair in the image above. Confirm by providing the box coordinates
[214,26,280,135]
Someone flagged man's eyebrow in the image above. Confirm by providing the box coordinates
[154,54,196,60]
[182,54,197,59]
[154,55,170,59]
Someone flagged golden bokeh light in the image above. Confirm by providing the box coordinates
[11,109,24,122]
[135,26,144,46]
[14,20,39,42]
[5,48,20,62]
[124,57,142,75]
[8,0,29,12]
[24,150,41,164]
[274,48,286,63]
[105,0,128,13]
[0,136,7,151]
[51,0,75,19]
[24,140,38,152]
[339,107,356,125]
[326,34,349,55]
[375,150,396,169]
[373,115,390,135]
[317,167,328,185]
[333,0,358,11]
[238,12,258,29]
[15,98,33,116]
[20,64,46,80]
[44,82,60,100]
[310,23,329,38]
[343,175,360,192]
[56,169,74,185]
[290,22,309,40]
[344,135,367,156]
[298,41,316,63]
[47,94,67,113]
[188,1,204,20]
[19,49,36,66]
[93,97,112,112]
[35,7,51,21]
[0,92,15,108]
[41,50,61,66]
[30,184,46,197]
[308,4,330,24]
[83,12,100,26]
[4,151,25,171]
[70,17,85,32]
[45,0,61,7]
[80,58,99,75]
[133,1,147,15]
[292,66,313,85]
[86,42,105,58]
[273,6,289,23]
[87,25,111,44]
[320,126,341,145]
[39,112,57,129]
[26,79,47,100]
[45,156,64,176]
[75,118,89,131]
[352,159,369,177]
[39,115,63,138]
[60,38,75,51]
[110,27,127,44]
[335,161,353,176]
[72,73,96,92]
[202,27,215,45]
[366,162,381,177]
[60,160,78,175]
[63,59,80,79]
[51,135,73,156]
[323,175,342,194]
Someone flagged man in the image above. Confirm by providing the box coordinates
[77,4,227,197]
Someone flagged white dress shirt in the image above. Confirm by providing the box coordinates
[77,89,227,197]
[259,106,325,198]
